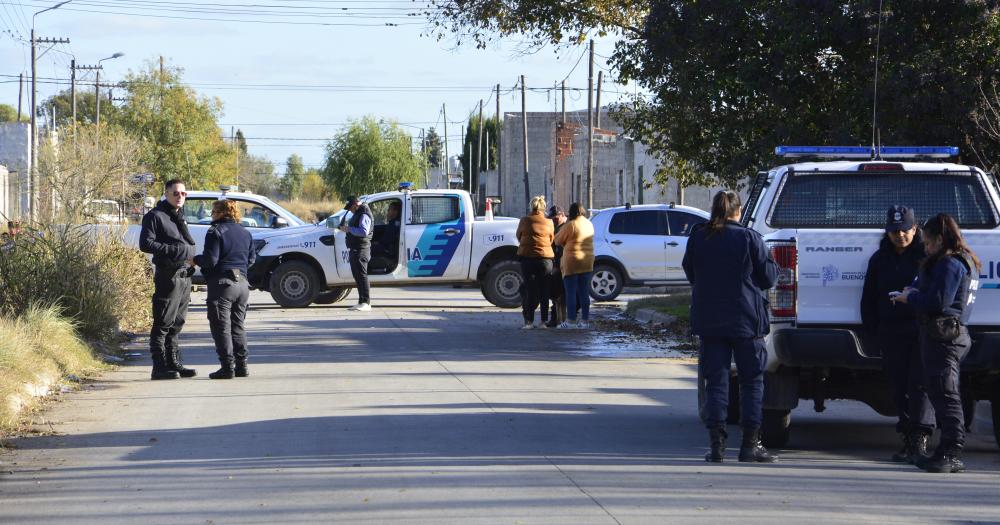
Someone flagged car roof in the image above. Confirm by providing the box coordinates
[773,160,979,173]
[594,203,709,217]
[185,190,269,199]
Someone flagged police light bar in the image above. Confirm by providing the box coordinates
[398,182,414,191]
[775,146,958,159]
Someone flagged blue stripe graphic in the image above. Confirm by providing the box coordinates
[407,201,466,277]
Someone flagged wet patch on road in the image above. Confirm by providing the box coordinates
[564,307,698,359]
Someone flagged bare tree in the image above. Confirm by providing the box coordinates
[972,79,1000,174]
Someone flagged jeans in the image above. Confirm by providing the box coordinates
[563,272,591,322]
[699,336,767,429]
[520,257,553,323]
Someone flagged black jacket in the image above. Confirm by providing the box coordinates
[682,221,779,338]
[909,252,978,325]
[860,235,925,332]
[346,204,373,251]
[194,218,255,278]
[139,200,196,269]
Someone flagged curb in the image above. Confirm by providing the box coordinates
[630,307,677,325]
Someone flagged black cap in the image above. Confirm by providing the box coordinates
[885,205,916,232]
[344,196,360,210]
[546,205,564,218]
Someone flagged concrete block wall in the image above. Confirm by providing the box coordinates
[0,123,30,219]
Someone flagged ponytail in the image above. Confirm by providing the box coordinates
[708,190,741,235]
[921,213,982,273]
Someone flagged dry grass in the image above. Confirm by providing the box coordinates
[277,199,343,223]
[0,306,104,435]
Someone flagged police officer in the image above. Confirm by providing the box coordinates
[860,205,933,463]
[139,178,197,380]
[894,213,980,473]
[682,190,779,463]
[194,199,255,379]
[339,196,373,311]
[375,200,402,260]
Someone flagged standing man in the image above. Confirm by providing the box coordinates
[139,178,198,380]
[339,196,373,311]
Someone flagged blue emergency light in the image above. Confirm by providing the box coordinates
[398,182,414,191]
[775,145,958,159]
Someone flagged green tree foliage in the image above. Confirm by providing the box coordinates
[321,116,425,197]
[235,129,248,155]
[423,126,444,167]
[458,114,499,191]
[238,154,278,196]
[281,154,305,199]
[301,168,333,201]
[0,103,26,123]
[39,90,114,127]
[114,60,235,190]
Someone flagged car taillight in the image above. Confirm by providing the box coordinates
[769,242,797,321]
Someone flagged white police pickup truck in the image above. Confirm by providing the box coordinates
[729,146,1000,448]
[247,185,525,308]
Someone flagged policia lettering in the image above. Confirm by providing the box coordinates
[138,179,198,380]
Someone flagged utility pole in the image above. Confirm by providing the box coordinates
[521,75,530,212]
[30,30,71,221]
[442,103,450,185]
[421,128,429,188]
[586,40,595,210]
[496,83,502,205]
[476,99,484,201]
[465,126,471,192]
[596,70,603,128]
[71,63,99,130]
[561,80,566,123]
[95,67,103,126]
[17,73,23,121]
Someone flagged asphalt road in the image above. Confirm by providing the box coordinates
[1,286,998,524]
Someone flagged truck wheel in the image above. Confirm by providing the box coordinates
[761,409,791,448]
[314,286,351,305]
[482,260,523,308]
[269,260,320,308]
[590,264,623,302]
[992,400,1000,449]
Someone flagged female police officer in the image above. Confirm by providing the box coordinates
[682,190,780,463]
[860,205,934,463]
[894,213,980,473]
[194,199,256,379]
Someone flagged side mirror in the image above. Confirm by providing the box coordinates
[273,217,289,229]
[326,216,341,229]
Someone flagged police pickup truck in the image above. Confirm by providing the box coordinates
[727,146,1000,449]
[247,185,525,308]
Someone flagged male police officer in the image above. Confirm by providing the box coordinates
[339,196,374,311]
[139,178,197,380]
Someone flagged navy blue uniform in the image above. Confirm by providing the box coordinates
[139,200,197,378]
[860,236,933,435]
[682,221,779,430]
[346,204,374,305]
[195,218,255,372]
[907,253,978,447]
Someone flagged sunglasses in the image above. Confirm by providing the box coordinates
[171,191,188,197]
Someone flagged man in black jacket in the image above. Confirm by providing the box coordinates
[139,178,198,380]
[860,205,933,463]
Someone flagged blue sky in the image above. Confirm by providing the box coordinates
[0,1,626,174]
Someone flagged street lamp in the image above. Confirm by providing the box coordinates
[95,52,124,127]
[29,0,72,221]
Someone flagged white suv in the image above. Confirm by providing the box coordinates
[589,203,709,301]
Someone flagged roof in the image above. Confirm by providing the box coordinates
[774,160,980,173]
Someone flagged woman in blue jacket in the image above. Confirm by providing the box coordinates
[682,190,780,463]
[894,213,980,473]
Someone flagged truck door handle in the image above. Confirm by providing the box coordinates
[444,228,459,236]
[666,241,679,247]
[610,240,623,245]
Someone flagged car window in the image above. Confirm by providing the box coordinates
[232,200,279,229]
[608,210,667,235]
[368,199,402,226]
[411,196,460,224]
[667,212,707,237]
[180,198,216,225]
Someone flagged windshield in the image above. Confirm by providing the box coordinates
[258,197,308,227]
[768,170,1000,229]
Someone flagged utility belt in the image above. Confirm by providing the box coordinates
[921,314,964,343]
[156,265,194,278]
[212,268,244,282]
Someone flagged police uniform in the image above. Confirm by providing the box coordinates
[682,219,779,463]
[194,218,255,379]
[139,200,197,380]
[345,199,374,307]
[860,206,933,462]
[907,250,978,473]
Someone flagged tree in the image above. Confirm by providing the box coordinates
[281,154,305,200]
[321,116,425,198]
[235,129,248,155]
[0,103,25,123]
[458,114,499,191]
[114,60,235,190]
[39,90,114,127]
[423,126,444,167]
[301,168,332,201]
[237,154,278,196]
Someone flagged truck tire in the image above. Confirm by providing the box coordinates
[269,260,320,308]
[482,260,523,308]
[590,263,623,302]
[992,399,1000,449]
[314,286,351,305]
[761,409,791,448]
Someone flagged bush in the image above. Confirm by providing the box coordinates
[0,224,153,343]
[0,306,103,432]
[277,199,343,223]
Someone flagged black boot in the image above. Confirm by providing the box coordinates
[909,432,930,465]
[738,428,778,463]
[150,351,180,380]
[209,366,235,379]
[235,358,249,378]
[705,427,727,463]
[921,440,966,473]
[165,348,197,378]
[891,433,913,463]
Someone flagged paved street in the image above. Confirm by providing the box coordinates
[1,286,999,524]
